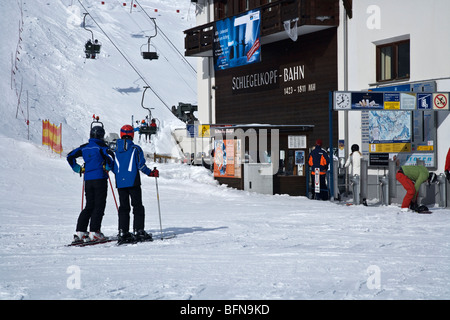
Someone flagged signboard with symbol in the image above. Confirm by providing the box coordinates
[433,93,449,110]
[333,91,450,111]
[417,93,432,110]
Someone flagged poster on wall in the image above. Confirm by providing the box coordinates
[214,140,242,178]
[214,9,261,71]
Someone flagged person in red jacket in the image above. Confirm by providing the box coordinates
[445,147,450,182]
[308,139,329,200]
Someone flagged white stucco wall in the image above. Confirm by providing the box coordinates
[338,0,450,172]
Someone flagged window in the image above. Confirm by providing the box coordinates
[238,0,250,12]
[376,40,410,82]
[215,1,228,20]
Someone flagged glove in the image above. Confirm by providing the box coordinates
[149,169,159,177]
[73,164,82,174]
[103,163,112,172]
[446,170,450,182]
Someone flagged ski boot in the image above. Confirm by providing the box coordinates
[416,205,431,214]
[409,201,419,212]
[72,231,89,245]
[134,229,153,242]
[117,230,136,245]
[88,231,106,242]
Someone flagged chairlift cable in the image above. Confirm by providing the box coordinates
[133,0,196,75]
[113,0,195,94]
[77,0,171,111]
[113,0,196,94]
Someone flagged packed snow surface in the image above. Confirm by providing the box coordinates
[1,1,450,300]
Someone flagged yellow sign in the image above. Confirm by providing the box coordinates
[199,125,210,137]
[384,101,400,109]
[370,143,411,153]
[417,145,433,151]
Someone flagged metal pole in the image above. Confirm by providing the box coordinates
[154,168,163,240]
[388,159,397,201]
[351,175,360,205]
[328,91,334,200]
[361,159,368,205]
[379,175,389,206]
[437,174,447,207]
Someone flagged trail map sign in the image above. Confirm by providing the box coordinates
[333,90,447,168]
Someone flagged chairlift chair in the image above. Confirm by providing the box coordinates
[141,17,159,60]
[140,86,160,135]
[83,13,101,59]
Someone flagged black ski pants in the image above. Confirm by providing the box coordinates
[77,178,108,232]
[117,185,145,232]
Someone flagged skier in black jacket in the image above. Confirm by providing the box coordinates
[308,139,330,200]
[67,125,114,243]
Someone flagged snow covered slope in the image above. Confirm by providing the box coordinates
[1,0,197,153]
[1,1,450,301]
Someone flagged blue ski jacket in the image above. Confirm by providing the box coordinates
[67,138,115,181]
[112,138,152,188]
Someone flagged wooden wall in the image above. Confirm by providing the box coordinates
[214,27,338,150]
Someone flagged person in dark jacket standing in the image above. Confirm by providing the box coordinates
[67,125,114,243]
[112,125,159,244]
[308,139,330,200]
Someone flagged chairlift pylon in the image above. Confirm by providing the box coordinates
[140,17,159,60]
[83,13,101,59]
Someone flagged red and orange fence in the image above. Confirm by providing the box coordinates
[42,120,63,154]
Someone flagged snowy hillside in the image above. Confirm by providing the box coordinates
[1,0,450,303]
[1,0,197,153]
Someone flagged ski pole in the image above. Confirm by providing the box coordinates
[107,171,119,212]
[81,164,85,210]
[81,179,85,211]
[154,167,163,240]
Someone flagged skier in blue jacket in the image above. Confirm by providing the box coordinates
[112,124,159,244]
[67,125,115,243]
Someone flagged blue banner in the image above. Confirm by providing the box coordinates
[214,9,261,71]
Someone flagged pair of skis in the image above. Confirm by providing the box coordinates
[66,232,176,247]
[71,157,172,247]
[66,236,117,247]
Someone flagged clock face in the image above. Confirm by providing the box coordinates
[335,92,351,110]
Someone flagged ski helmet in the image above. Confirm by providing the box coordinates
[90,125,105,139]
[120,124,134,139]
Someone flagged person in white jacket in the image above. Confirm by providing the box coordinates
[345,144,366,205]
[345,144,362,176]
